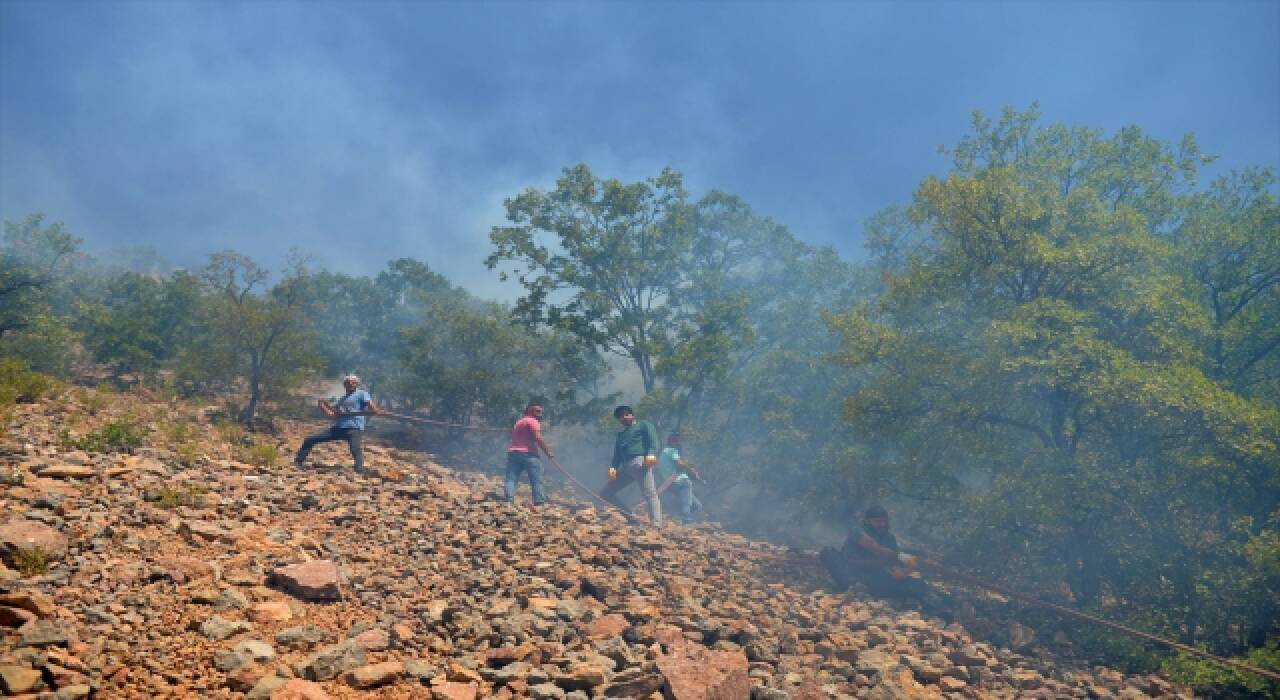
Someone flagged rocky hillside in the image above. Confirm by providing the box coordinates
[0,388,1191,699]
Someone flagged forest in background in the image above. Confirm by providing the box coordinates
[2,107,1277,693]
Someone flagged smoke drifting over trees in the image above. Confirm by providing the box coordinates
[2,108,1277,692]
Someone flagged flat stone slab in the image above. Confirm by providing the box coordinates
[0,520,68,565]
[269,560,343,601]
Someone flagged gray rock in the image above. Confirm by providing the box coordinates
[54,685,93,700]
[84,606,119,625]
[300,640,367,681]
[275,624,333,650]
[245,675,288,700]
[215,587,250,611]
[199,615,253,641]
[404,658,438,681]
[529,682,567,700]
[213,650,250,672]
[17,618,72,648]
[235,639,277,661]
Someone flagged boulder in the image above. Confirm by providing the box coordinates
[0,520,68,565]
[270,560,343,601]
[656,647,750,700]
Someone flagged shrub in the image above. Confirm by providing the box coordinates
[174,441,202,467]
[71,420,145,453]
[11,546,50,577]
[215,420,247,446]
[0,357,54,406]
[148,482,208,509]
[236,442,281,467]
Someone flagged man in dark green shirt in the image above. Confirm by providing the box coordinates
[600,405,662,525]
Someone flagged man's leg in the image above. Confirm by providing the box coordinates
[294,427,339,465]
[633,457,662,526]
[526,456,547,505]
[599,467,635,509]
[819,547,853,592]
[343,429,365,472]
[504,452,523,502]
[671,480,693,521]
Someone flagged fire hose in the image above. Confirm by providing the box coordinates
[321,409,1279,682]
[544,454,641,524]
[726,546,1279,683]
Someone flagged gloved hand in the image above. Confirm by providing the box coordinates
[897,552,918,569]
[608,467,618,481]
[644,455,657,467]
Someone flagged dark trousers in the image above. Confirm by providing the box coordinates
[819,546,931,599]
[295,426,364,470]
[600,456,662,525]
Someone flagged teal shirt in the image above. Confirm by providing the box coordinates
[612,420,659,467]
[658,446,688,483]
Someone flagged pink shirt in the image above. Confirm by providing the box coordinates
[508,415,541,453]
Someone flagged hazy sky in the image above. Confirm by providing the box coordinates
[2,0,1277,299]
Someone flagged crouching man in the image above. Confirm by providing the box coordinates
[820,504,949,618]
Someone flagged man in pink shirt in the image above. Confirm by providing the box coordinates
[505,402,554,505]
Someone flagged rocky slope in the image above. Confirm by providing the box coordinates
[0,389,1191,699]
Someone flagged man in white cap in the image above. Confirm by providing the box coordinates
[293,374,381,473]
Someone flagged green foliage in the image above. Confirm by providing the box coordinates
[176,251,321,425]
[214,419,247,445]
[236,441,280,467]
[10,546,50,577]
[0,357,55,406]
[70,419,145,453]
[487,164,695,394]
[1164,640,1280,696]
[147,482,208,509]
[829,105,1279,671]
[79,270,202,374]
[397,299,611,429]
[0,214,83,373]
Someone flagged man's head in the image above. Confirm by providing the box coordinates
[525,402,544,419]
[863,504,890,532]
[342,374,360,392]
[613,405,635,426]
[667,432,682,447]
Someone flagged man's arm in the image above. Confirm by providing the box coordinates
[534,425,553,459]
[612,434,623,468]
[677,457,704,482]
[856,532,899,563]
[317,398,337,419]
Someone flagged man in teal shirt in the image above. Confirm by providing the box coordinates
[600,405,662,525]
[657,433,703,523]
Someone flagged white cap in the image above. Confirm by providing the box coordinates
[343,374,360,384]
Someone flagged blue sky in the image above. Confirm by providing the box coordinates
[2,0,1277,299]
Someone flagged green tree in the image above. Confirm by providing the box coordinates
[487,164,693,394]
[79,271,202,375]
[829,106,1278,667]
[179,251,320,425]
[0,214,82,373]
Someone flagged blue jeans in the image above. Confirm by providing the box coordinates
[668,479,702,521]
[505,451,546,504]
